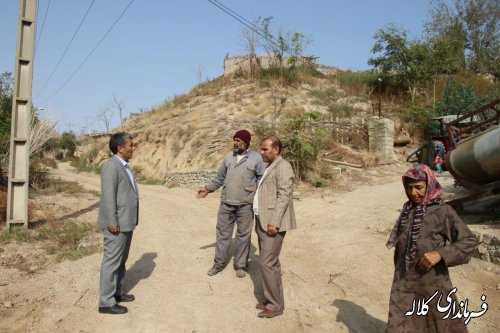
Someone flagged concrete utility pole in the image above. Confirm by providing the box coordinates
[6,0,37,228]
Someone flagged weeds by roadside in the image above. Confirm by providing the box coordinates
[131,165,164,185]
[67,155,102,174]
[0,219,100,264]
[35,178,87,195]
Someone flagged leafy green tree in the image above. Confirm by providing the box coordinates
[260,17,311,69]
[425,0,499,77]
[260,17,287,68]
[60,131,77,157]
[424,35,465,107]
[368,24,430,106]
[280,112,327,180]
[434,81,483,116]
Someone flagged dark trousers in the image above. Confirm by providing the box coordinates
[99,230,133,307]
[255,216,286,312]
[214,203,254,268]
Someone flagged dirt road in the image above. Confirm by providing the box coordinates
[0,162,498,332]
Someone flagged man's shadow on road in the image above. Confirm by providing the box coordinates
[332,299,387,333]
[123,252,157,293]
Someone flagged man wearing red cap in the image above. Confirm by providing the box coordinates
[197,129,265,278]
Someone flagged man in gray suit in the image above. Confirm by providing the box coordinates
[254,136,296,318]
[98,132,139,315]
[197,129,265,278]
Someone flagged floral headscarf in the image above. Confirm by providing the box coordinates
[401,163,444,203]
[386,163,444,271]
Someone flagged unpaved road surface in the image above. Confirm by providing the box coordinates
[0,162,498,332]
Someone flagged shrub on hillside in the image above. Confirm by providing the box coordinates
[334,71,379,95]
[260,64,323,87]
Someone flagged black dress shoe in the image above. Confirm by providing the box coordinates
[98,304,128,314]
[115,294,135,302]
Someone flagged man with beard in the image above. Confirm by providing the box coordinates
[197,129,265,278]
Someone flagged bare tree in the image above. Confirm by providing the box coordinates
[269,77,288,126]
[239,17,262,78]
[111,95,126,125]
[96,106,113,134]
[195,64,205,85]
[29,111,58,162]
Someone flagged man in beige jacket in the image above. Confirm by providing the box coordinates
[253,136,297,318]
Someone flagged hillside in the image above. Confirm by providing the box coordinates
[79,69,387,183]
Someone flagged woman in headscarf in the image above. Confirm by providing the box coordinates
[386,163,477,333]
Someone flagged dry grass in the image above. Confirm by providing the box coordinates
[0,172,101,270]
[76,67,381,179]
[324,140,378,167]
[36,178,87,195]
[0,220,100,265]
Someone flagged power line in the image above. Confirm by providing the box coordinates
[210,0,282,47]
[206,0,284,53]
[39,0,136,105]
[34,0,96,100]
[34,0,51,58]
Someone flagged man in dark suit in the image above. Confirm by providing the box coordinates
[254,136,296,318]
[98,132,139,315]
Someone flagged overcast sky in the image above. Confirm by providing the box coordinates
[0,0,445,133]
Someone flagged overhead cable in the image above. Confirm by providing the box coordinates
[209,0,283,47]
[34,0,52,58]
[39,0,136,104]
[206,0,284,53]
[34,0,96,100]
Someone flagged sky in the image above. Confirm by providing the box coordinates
[0,0,444,133]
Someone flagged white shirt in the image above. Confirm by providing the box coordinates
[115,155,136,191]
[253,168,269,216]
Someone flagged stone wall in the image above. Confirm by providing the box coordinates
[165,170,218,189]
[474,231,500,264]
[223,54,316,77]
[368,117,394,164]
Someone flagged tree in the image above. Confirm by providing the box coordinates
[368,24,430,106]
[239,17,263,78]
[260,17,289,69]
[110,95,126,125]
[456,0,499,75]
[279,112,327,180]
[60,131,77,157]
[424,6,468,72]
[425,0,499,77]
[96,106,113,134]
[194,64,205,85]
[424,36,464,107]
[434,81,482,117]
[288,32,311,68]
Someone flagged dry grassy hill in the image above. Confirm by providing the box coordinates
[78,70,382,182]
